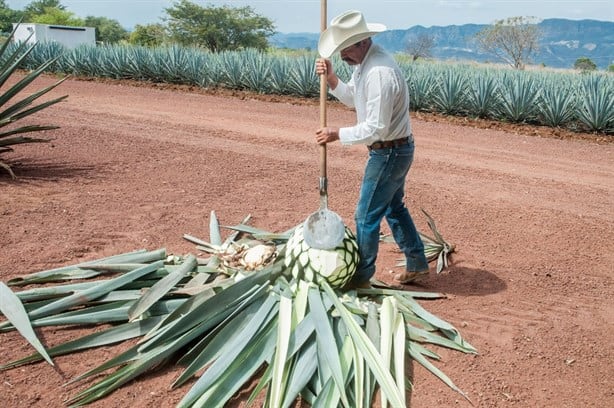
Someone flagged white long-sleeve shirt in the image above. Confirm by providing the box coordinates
[330,44,412,146]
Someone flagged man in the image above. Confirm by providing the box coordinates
[314,10,428,288]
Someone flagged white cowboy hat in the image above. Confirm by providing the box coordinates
[318,10,387,58]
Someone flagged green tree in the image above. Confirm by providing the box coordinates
[0,0,23,32]
[23,0,64,20]
[573,57,597,71]
[164,0,275,51]
[128,23,166,47]
[29,7,83,26]
[475,16,541,70]
[84,16,128,43]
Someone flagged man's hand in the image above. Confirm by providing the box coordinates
[315,58,338,90]
[315,127,340,145]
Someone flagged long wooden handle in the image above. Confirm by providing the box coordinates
[319,0,327,180]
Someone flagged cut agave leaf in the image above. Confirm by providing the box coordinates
[0,283,53,366]
[7,248,162,286]
[128,255,197,321]
[0,316,164,370]
[321,281,406,408]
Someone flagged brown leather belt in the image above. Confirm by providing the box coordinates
[368,137,410,151]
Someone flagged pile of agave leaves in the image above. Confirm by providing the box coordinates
[0,209,475,408]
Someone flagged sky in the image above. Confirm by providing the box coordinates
[5,1,614,33]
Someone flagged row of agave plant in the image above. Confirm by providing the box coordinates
[1,211,472,407]
[12,42,614,134]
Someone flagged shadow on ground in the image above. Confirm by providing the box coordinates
[0,157,101,181]
[392,265,507,297]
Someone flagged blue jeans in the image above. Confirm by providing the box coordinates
[352,140,428,283]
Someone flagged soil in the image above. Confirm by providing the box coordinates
[1,75,612,408]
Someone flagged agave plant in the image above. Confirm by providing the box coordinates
[287,54,320,97]
[384,209,456,274]
[0,24,68,178]
[431,69,468,115]
[218,50,246,90]
[241,49,274,94]
[576,74,614,133]
[496,72,539,123]
[153,45,198,84]
[466,74,500,119]
[537,81,577,128]
[0,210,474,408]
[405,64,437,112]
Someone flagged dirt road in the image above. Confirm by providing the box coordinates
[1,76,612,407]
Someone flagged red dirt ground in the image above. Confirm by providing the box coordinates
[1,75,612,408]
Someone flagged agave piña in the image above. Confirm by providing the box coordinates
[284,224,359,288]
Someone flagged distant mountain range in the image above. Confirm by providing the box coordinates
[270,18,614,69]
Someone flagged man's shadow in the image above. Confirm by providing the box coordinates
[390,263,507,297]
[426,264,507,296]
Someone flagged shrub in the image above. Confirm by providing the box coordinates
[574,57,597,71]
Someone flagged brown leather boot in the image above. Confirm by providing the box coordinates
[394,270,429,284]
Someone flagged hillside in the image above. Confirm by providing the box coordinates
[270,18,614,69]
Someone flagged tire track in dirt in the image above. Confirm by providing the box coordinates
[412,127,613,221]
[419,131,612,189]
[48,106,361,174]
